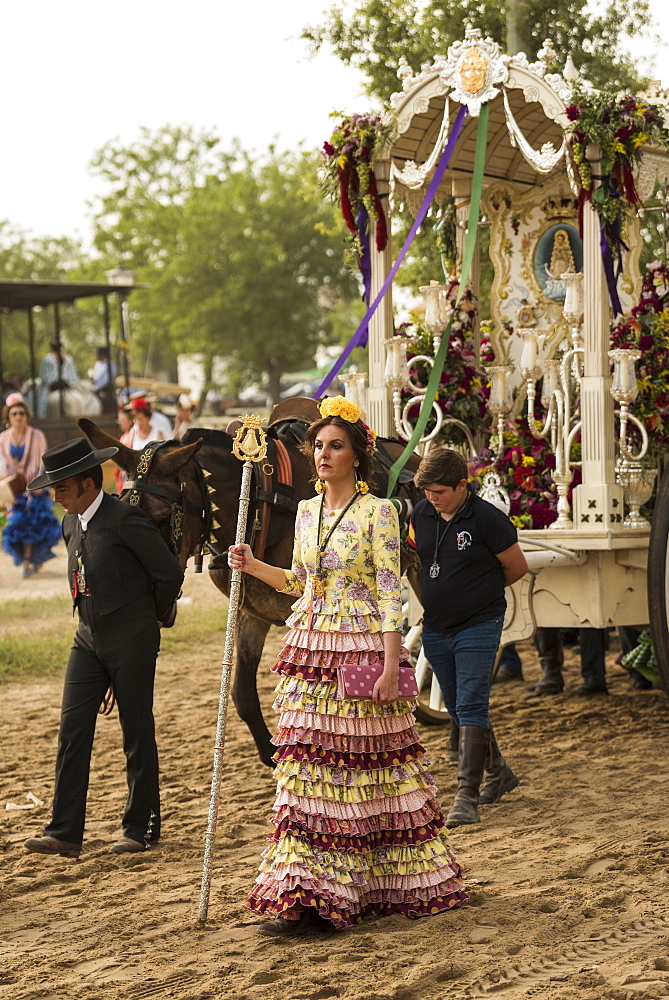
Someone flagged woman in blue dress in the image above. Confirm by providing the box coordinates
[0,395,61,577]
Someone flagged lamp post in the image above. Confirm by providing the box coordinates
[105,265,136,401]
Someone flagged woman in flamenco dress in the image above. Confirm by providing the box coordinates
[228,396,467,935]
[0,394,61,577]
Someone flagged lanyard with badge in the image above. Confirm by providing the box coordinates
[429,493,468,579]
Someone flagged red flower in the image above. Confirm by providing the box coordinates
[565,106,580,121]
[513,465,536,490]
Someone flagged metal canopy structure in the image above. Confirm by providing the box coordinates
[0,279,146,311]
[0,276,146,426]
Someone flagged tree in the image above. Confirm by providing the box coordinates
[303,0,657,103]
[90,132,360,403]
[0,224,94,385]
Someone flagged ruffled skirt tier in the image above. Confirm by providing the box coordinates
[245,622,467,928]
[2,492,61,568]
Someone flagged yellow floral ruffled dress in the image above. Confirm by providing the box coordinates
[245,492,467,928]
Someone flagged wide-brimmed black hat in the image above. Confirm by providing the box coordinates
[27,437,118,491]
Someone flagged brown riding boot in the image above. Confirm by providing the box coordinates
[479,725,519,805]
[445,725,489,828]
[446,719,459,763]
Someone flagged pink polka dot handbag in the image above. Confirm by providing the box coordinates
[337,663,419,700]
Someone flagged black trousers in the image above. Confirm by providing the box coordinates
[45,595,161,845]
[579,627,607,689]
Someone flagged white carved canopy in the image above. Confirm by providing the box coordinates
[386,29,572,208]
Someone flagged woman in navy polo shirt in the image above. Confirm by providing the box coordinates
[408,447,528,828]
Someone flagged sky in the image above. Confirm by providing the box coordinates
[1,1,668,248]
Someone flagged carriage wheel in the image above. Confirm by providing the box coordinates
[405,624,450,725]
[647,464,669,693]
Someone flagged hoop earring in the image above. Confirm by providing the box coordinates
[314,479,325,494]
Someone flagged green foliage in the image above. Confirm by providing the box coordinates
[303,0,656,101]
[0,224,96,381]
[89,132,360,400]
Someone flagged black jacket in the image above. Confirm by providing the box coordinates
[63,492,183,620]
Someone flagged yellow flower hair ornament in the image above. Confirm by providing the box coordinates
[318,396,378,454]
[319,395,362,423]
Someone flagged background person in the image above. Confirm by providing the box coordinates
[128,398,165,448]
[0,394,61,577]
[37,337,78,417]
[114,406,134,492]
[89,346,118,412]
[172,394,195,440]
[228,396,467,934]
[409,448,528,828]
[24,438,183,857]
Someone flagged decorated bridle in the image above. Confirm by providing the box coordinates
[121,440,213,571]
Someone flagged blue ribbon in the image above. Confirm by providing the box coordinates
[315,104,468,397]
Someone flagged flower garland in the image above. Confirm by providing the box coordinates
[610,259,669,461]
[566,88,669,253]
[321,112,394,258]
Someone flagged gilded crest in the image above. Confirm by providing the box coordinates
[232,415,268,464]
[459,46,488,95]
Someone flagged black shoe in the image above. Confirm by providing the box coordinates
[575,684,608,697]
[526,681,563,695]
[633,675,653,690]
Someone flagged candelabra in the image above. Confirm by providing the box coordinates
[381,279,477,455]
[383,332,477,455]
[521,328,647,530]
[522,328,583,530]
[609,347,653,528]
[485,364,515,460]
[608,349,648,461]
[340,371,369,418]
[419,281,452,353]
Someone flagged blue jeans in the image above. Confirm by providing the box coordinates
[422,618,504,729]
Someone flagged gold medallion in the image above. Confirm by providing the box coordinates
[459,47,488,96]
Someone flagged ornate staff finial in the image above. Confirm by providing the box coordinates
[232,415,267,463]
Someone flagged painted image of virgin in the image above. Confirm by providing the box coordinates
[533,224,583,301]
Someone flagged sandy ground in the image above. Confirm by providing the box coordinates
[2,549,669,1000]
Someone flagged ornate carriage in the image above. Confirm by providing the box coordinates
[330,28,669,705]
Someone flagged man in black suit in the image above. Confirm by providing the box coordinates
[24,438,184,857]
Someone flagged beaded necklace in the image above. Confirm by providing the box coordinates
[312,492,359,597]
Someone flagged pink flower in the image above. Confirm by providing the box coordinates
[377,568,399,591]
[322,549,341,570]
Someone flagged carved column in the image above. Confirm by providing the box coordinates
[572,148,624,531]
[367,159,394,436]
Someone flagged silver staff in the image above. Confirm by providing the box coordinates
[197,415,268,925]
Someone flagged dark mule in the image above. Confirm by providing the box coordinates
[79,416,419,767]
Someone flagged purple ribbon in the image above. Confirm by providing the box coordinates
[358,205,371,347]
[315,104,468,397]
[599,224,623,317]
